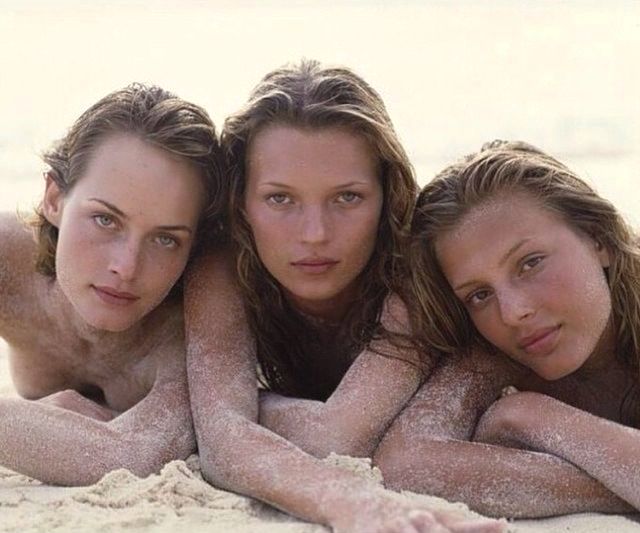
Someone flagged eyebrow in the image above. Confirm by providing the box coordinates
[255,180,371,190]
[88,198,193,234]
[452,238,531,292]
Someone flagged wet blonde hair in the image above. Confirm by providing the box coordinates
[34,83,224,280]
[222,59,419,399]
[412,140,640,389]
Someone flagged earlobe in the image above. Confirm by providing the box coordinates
[42,171,65,228]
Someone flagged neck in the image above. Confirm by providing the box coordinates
[574,314,619,379]
[285,285,359,326]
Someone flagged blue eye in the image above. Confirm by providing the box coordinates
[155,235,178,248]
[337,191,361,204]
[93,214,115,228]
[266,193,291,206]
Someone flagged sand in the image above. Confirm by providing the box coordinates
[1,340,639,533]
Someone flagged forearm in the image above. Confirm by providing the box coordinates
[493,393,640,509]
[199,410,390,526]
[375,436,632,518]
[0,397,132,485]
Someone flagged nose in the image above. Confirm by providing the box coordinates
[300,205,330,244]
[497,287,536,326]
[108,237,142,281]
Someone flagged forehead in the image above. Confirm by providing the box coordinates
[246,124,378,185]
[71,133,205,219]
[435,193,568,282]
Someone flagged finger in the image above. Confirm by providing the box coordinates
[447,518,508,533]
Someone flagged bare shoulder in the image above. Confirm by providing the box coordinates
[0,213,40,309]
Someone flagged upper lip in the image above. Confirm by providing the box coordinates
[517,326,559,349]
[291,257,338,266]
[93,285,139,300]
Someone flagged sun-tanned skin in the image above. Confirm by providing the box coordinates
[0,132,206,486]
[186,251,505,533]
[374,349,633,518]
[0,214,194,485]
[375,191,637,518]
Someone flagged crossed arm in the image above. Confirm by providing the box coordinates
[259,295,425,458]
[184,251,504,533]
[373,350,633,518]
[474,390,640,510]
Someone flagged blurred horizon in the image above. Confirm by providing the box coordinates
[1,1,639,221]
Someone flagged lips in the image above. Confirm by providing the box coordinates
[290,257,339,274]
[517,325,561,355]
[92,285,140,306]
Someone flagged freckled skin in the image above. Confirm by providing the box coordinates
[0,134,204,485]
[185,126,505,532]
[374,193,638,516]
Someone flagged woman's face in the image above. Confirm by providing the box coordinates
[44,133,205,332]
[435,192,612,380]
[244,124,383,319]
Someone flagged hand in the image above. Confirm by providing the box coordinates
[473,391,549,449]
[329,488,506,533]
[37,389,116,422]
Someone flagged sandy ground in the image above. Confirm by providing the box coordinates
[1,340,639,533]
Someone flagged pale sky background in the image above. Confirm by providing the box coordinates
[1,0,639,220]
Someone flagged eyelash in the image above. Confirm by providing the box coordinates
[93,214,180,249]
[93,213,116,229]
[265,191,363,206]
[155,235,179,249]
[464,255,545,308]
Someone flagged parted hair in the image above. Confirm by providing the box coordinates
[33,83,224,280]
[411,140,640,391]
[222,59,420,400]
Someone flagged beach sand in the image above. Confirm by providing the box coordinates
[1,340,639,533]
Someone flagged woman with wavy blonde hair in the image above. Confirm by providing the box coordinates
[374,140,640,518]
[185,61,502,532]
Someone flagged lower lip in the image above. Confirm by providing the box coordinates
[291,262,338,274]
[521,326,561,356]
[92,286,139,307]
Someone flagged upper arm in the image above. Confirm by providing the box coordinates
[183,250,259,464]
[0,214,37,320]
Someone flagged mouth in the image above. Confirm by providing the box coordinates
[92,285,140,306]
[518,325,561,356]
[290,258,339,274]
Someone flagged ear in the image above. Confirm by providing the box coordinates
[594,239,610,268]
[42,172,65,228]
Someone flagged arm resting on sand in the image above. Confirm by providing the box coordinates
[0,359,194,485]
[373,350,632,518]
[185,252,505,533]
[475,391,640,510]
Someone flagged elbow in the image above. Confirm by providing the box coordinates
[372,431,414,491]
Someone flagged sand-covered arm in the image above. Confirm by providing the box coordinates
[0,349,194,485]
[259,295,423,458]
[185,251,505,533]
[474,391,640,510]
[373,350,632,518]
